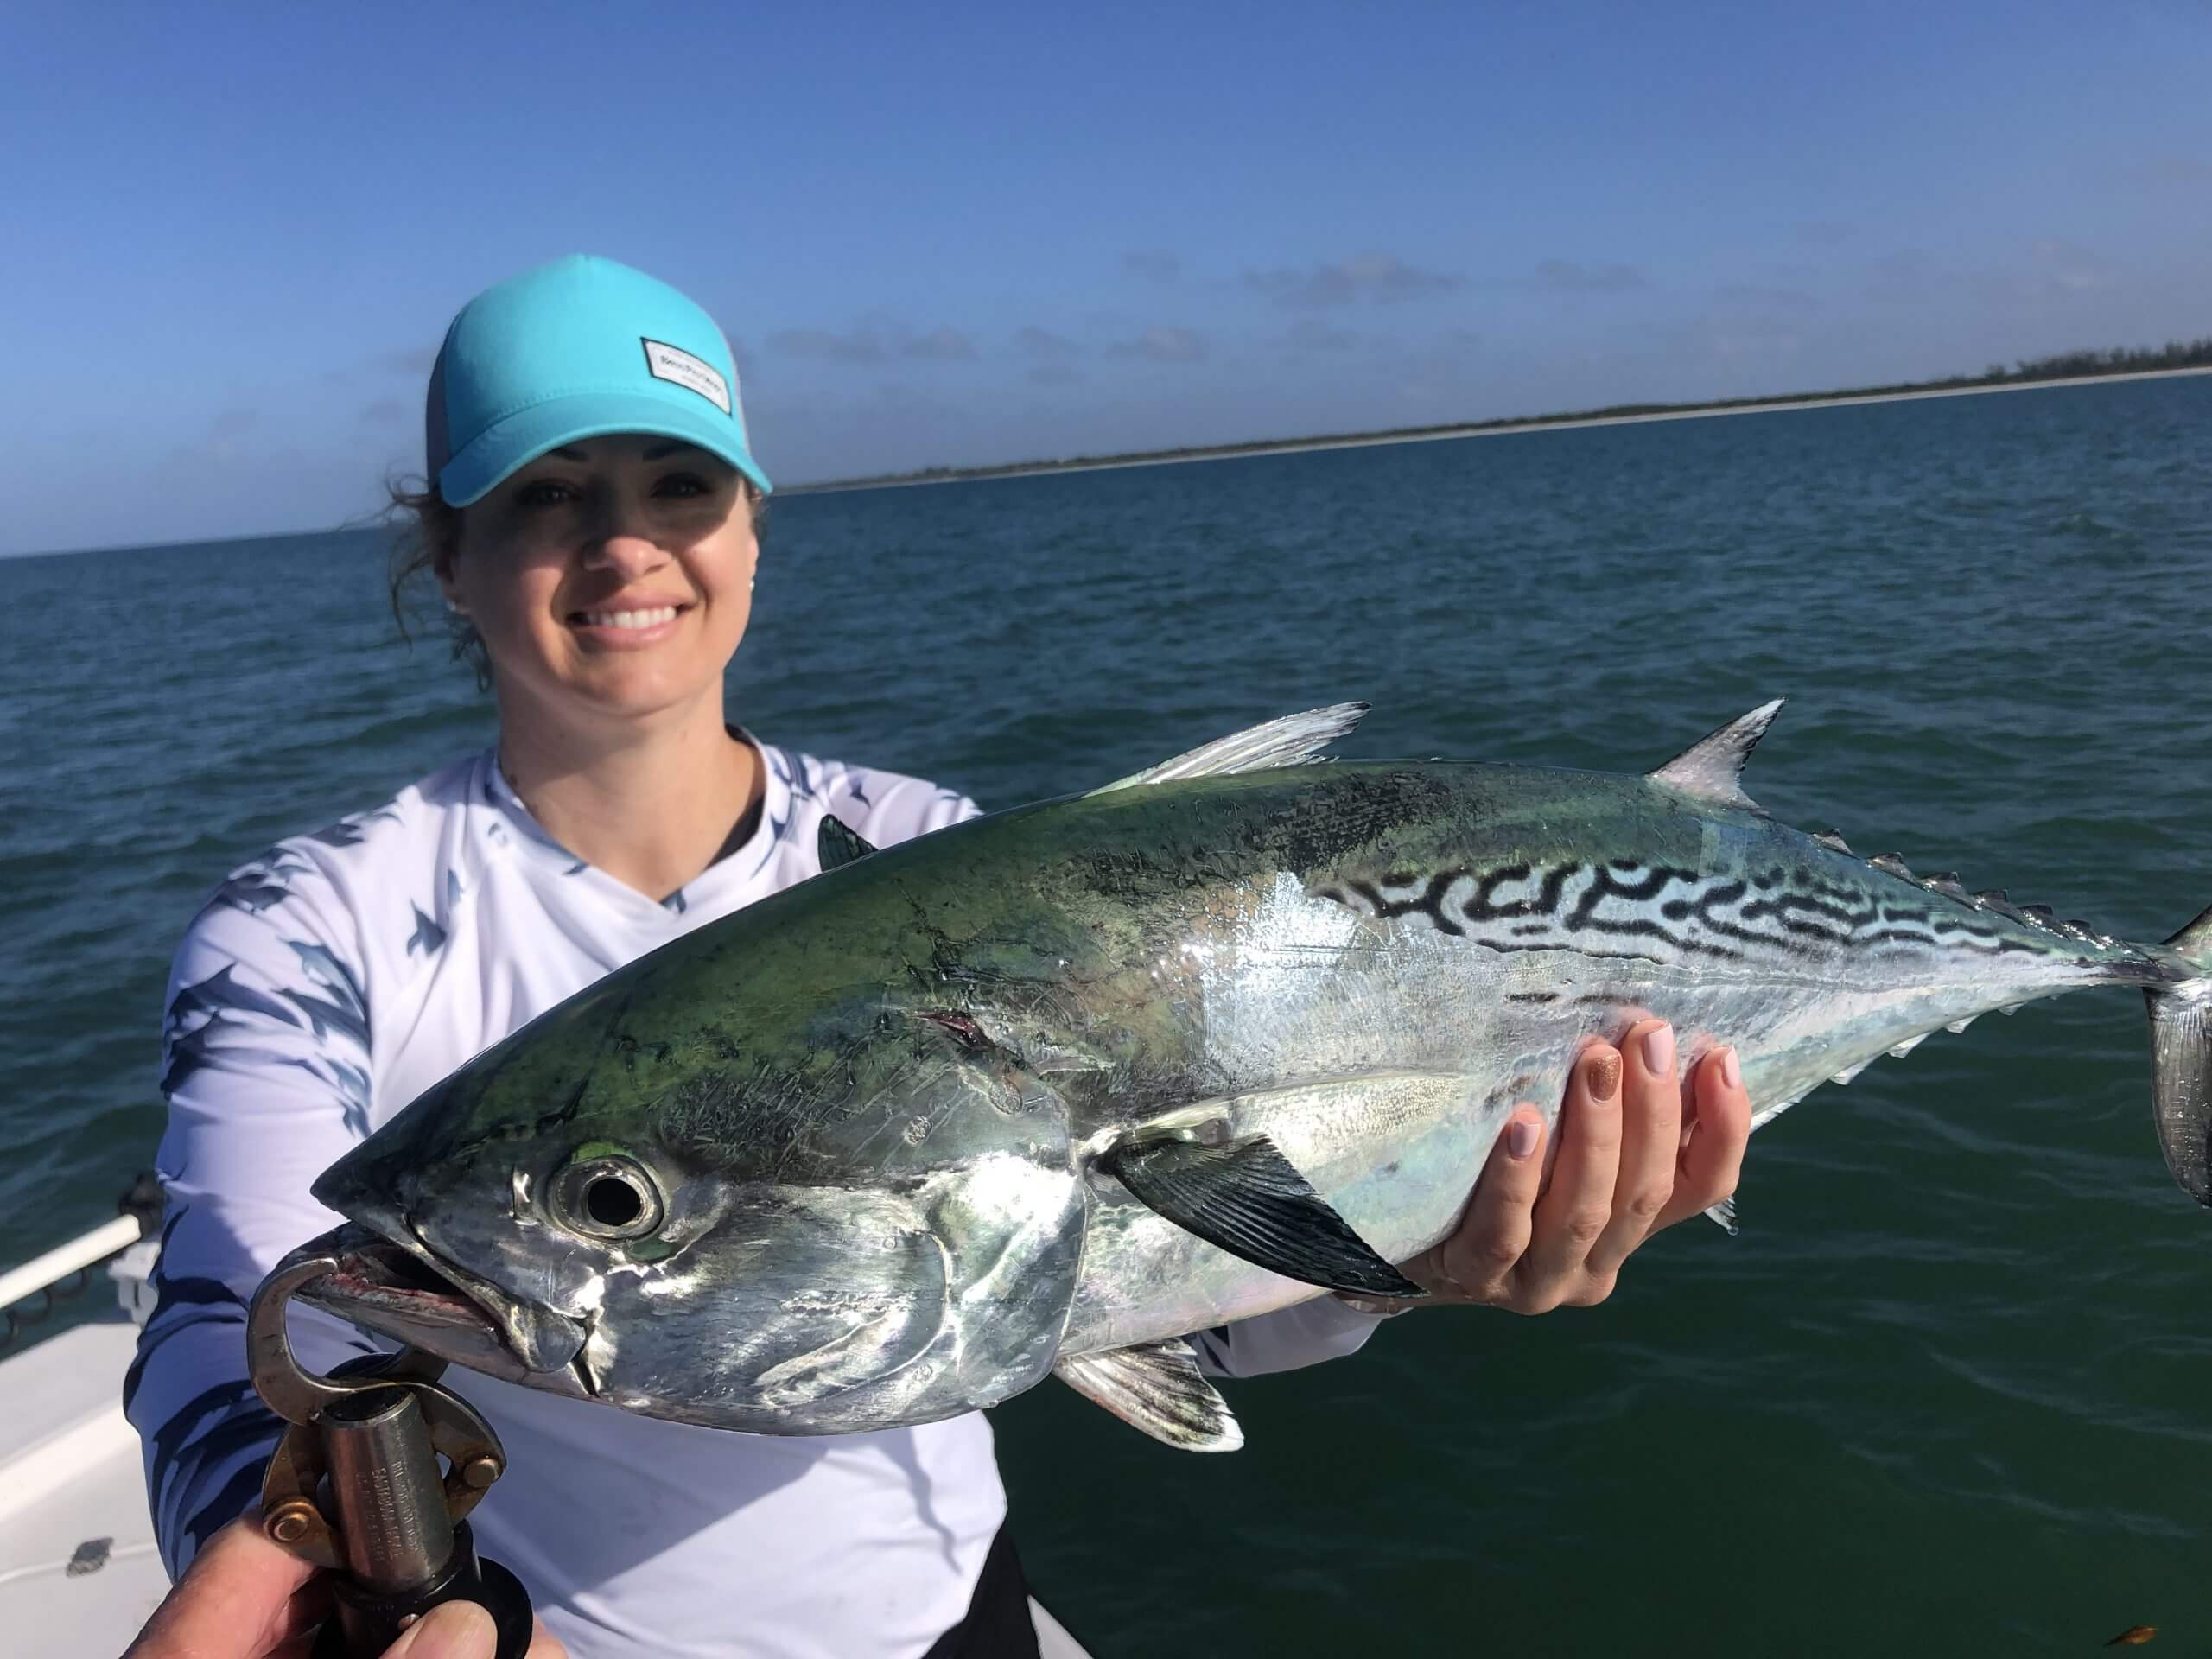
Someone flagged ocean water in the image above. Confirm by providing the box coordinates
[3,375,2208,1654]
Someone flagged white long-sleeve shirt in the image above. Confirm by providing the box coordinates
[127,738,1382,1659]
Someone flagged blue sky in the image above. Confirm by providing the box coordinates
[4,1,2208,556]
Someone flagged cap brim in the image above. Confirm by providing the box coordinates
[438,391,772,505]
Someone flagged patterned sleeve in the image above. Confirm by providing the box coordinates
[125,849,382,1577]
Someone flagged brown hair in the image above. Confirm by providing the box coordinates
[384,474,766,690]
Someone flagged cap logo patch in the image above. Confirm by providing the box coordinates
[641,339,733,416]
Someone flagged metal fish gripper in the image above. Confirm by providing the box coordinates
[248,1237,536,1658]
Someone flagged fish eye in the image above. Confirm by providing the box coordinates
[551,1154,664,1242]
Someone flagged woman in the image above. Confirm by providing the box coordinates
[124,256,1751,1659]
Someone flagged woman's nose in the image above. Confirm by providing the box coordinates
[579,496,669,575]
[582,531,667,577]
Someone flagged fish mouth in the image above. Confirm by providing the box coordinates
[297,1218,593,1395]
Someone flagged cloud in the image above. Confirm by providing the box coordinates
[1014,326,1080,360]
[1866,248,1937,302]
[770,322,978,365]
[1715,283,1820,312]
[1794,220,1853,247]
[1532,259,1647,294]
[1245,252,1464,308]
[1108,327,1207,363]
[166,406,264,467]
[2029,238,2113,292]
[1026,364,1084,387]
[771,327,891,365]
[2136,156,2212,183]
[1124,251,1181,283]
[903,326,978,362]
[1279,316,1360,353]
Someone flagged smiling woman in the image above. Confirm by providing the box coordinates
[390,441,764,683]
[120,254,1751,1659]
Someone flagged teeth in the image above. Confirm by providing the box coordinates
[582,607,678,630]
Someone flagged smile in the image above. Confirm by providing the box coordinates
[575,605,684,630]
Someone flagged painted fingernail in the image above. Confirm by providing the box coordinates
[1586,1049,1621,1101]
[1719,1046,1742,1091]
[1508,1116,1540,1160]
[1642,1022,1676,1078]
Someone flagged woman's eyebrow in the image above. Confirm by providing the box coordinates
[643,442,703,461]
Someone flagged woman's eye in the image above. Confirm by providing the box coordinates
[653,473,710,499]
[515,480,575,508]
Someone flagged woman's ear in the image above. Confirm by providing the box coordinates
[434,543,467,614]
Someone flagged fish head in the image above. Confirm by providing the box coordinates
[306,973,1093,1434]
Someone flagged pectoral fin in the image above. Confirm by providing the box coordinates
[1054,1337,1243,1452]
[1100,1132,1423,1298]
[817,817,879,873]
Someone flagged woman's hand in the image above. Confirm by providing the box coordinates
[1394,1020,1751,1313]
[124,1515,568,1659]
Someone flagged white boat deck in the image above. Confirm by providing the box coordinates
[0,1234,1090,1657]
[0,1317,171,1654]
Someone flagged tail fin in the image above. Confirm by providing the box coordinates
[2145,906,2212,1205]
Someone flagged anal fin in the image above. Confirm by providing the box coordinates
[1101,1131,1423,1299]
[1054,1337,1243,1452]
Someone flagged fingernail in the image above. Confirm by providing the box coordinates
[1720,1046,1742,1091]
[388,1601,495,1659]
[1508,1116,1539,1160]
[1642,1022,1676,1078]
[1586,1049,1621,1101]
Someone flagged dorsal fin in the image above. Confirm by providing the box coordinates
[1647,699,1783,812]
[817,817,879,873]
[1089,703,1369,795]
[2165,904,2212,959]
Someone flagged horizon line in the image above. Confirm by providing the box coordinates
[12,360,2209,563]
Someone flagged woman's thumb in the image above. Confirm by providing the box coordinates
[383,1599,498,1659]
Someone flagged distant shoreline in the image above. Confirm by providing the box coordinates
[12,358,2208,563]
[787,363,2212,496]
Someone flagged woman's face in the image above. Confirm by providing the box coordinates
[443,434,758,735]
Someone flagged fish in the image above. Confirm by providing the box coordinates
[298,701,2212,1452]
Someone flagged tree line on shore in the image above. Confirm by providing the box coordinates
[1980,337,2212,383]
[799,334,2212,492]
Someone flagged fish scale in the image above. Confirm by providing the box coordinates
[300,701,2212,1453]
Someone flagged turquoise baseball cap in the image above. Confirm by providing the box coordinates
[426,254,772,506]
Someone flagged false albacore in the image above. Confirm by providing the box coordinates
[296,702,2212,1452]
